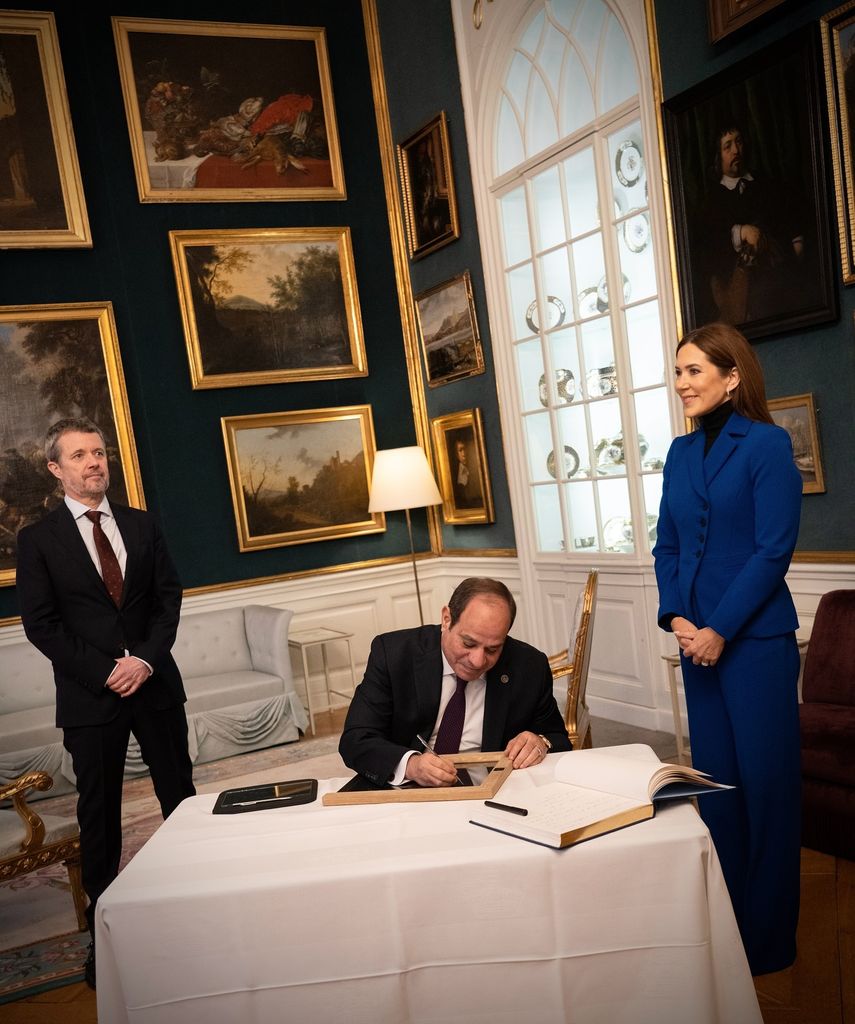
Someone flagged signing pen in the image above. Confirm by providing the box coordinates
[485,800,528,816]
[416,733,462,785]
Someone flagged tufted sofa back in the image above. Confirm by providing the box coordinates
[0,642,54,716]
[172,607,254,679]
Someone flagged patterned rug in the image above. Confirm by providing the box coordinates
[0,733,343,1004]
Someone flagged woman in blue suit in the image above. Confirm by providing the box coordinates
[653,322,802,976]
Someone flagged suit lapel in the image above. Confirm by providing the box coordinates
[686,430,708,502]
[50,503,107,595]
[704,412,750,487]
[413,628,444,727]
[481,659,512,752]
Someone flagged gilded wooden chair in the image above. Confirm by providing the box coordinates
[0,770,87,931]
[549,570,598,750]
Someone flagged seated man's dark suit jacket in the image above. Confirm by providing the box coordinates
[16,501,187,729]
[339,624,571,784]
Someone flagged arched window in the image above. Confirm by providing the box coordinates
[493,0,672,556]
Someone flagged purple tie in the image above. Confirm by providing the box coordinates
[84,510,123,606]
[434,676,468,754]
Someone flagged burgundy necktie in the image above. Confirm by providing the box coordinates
[434,676,468,754]
[84,510,123,606]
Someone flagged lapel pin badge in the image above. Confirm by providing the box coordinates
[500,674,509,684]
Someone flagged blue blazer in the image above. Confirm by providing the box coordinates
[652,411,801,641]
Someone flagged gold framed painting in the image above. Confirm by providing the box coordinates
[821,1,855,284]
[222,405,384,552]
[397,111,459,260]
[767,393,826,494]
[112,17,345,202]
[0,302,144,586]
[431,408,494,525]
[171,227,367,389]
[0,10,90,248]
[414,270,485,387]
[706,0,785,44]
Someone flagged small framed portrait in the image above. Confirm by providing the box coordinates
[414,271,485,387]
[170,226,367,389]
[821,1,855,284]
[767,393,825,494]
[221,405,384,552]
[0,302,144,585]
[112,17,345,202]
[397,111,459,260]
[663,29,837,340]
[0,11,91,247]
[431,408,494,525]
[706,0,786,44]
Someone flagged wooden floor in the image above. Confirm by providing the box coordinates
[6,709,853,1024]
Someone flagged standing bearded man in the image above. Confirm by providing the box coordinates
[16,417,195,988]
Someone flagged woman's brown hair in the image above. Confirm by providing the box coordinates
[676,322,772,425]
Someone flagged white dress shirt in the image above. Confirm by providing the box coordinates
[64,495,151,682]
[390,650,487,785]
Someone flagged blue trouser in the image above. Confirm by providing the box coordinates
[680,632,801,975]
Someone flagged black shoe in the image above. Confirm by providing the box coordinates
[84,940,96,990]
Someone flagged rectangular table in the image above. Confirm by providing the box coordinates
[96,747,762,1024]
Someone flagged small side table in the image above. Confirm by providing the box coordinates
[288,627,357,735]
[661,655,688,765]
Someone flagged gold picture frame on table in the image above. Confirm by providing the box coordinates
[0,302,144,586]
[431,408,494,525]
[112,17,345,202]
[0,11,91,248]
[767,393,826,495]
[322,752,513,805]
[397,111,459,260]
[221,405,383,552]
[170,227,367,389]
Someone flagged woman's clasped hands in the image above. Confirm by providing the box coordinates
[672,616,725,668]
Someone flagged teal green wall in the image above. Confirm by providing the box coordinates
[1,0,515,620]
[376,0,515,553]
[655,0,855,553]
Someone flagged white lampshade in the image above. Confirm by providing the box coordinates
[368,446,442,513]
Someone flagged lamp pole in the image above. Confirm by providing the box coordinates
[404,506,425,625]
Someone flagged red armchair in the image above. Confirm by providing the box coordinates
[799,589,855,861]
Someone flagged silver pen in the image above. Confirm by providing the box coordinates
[416,734,462,785]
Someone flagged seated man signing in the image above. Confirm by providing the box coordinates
[339,577,571,787]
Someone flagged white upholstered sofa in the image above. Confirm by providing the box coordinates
[0,604,308,799]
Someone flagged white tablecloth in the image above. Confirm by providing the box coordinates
[96,747,761,1024]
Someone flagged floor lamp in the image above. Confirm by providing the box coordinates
[368,446,442,626]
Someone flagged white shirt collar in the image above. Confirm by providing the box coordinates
[65,494,112,521]
[720,171,754,191]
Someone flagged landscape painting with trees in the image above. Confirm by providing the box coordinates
[221,406,383,551]
[171,227,367,389]
[0,302,144,584]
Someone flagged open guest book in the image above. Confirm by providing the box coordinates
[469,745,732,849]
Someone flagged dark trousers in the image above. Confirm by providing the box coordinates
[63,698,195,932]
[681,632,801,975]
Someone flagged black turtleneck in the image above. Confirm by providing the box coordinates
[699,400,733,457]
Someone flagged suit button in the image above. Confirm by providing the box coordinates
[698,534,705,542]
[701,502,709,511]
[699,517,707,526]
[694,550,702,558]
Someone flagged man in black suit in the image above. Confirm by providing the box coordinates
[16,418,195,987]
[340,577,570,787]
